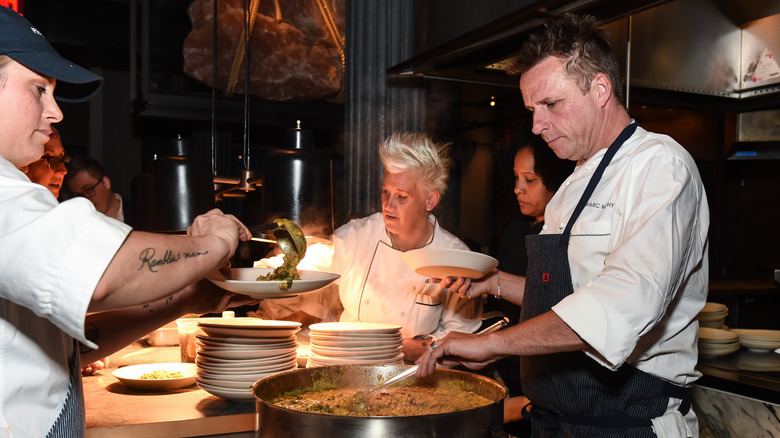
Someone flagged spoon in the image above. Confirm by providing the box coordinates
[348,316,510,412]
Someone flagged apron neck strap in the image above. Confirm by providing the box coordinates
[560,122,638,243]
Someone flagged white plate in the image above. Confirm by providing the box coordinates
[112,363,197,391]
[197,380,256,402]
[195,361,297,376]
[698,327,739,343]
[198,318,301,330]
[196,361,297,375]
[207,268,339,298]
[197,351,297,366]
[310,350,403,361]
[698,343,740,357]
[700,302,728,313]
[309,322,401,335]
[309,338,402,349]
[310,344,403,357]
[731,329,780,341]
[307,351,404,365]
[196,337,297,350]
[195,356,296,370]
[197,345,297,360]
[401,248,498,279]
[309,331,403,340]
[196,334,297,346]
[197,367,295,388]
[198,325,300,339]
[307,357,404,368]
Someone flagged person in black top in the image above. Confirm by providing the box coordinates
[491,131,574,435]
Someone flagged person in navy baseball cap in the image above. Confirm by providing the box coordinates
[0,6,103,102]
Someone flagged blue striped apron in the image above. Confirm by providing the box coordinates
[46,340,85,437]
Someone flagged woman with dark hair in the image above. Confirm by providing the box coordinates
[490,131,574,435]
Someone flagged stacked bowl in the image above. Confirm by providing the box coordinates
[195,318,300,402]
[307,322,404,367]
[730,329,780,353]
[696,302,729,329]
[698,327,740,357]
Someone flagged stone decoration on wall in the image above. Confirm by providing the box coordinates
[183,0,345,102]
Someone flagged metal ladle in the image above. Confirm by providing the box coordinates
[250,219,307,260]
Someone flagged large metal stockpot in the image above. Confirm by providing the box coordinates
[252,364,508,438]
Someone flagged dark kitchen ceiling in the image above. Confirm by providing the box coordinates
[390,0,669,88]
[21,0,135,72]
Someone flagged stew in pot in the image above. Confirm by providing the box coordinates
[270,384,493,417]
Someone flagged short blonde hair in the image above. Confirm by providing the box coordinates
[378,132,453,196]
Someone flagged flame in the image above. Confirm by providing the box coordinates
[253,240,334,271]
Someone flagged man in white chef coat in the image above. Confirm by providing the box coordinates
[416,13,709,438]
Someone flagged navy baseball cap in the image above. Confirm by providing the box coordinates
[0,6,103,102]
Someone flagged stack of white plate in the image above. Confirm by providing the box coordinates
[194,318,300,402]
[696,302,729,328]
[698,327,740,357]
[307,322,404,367]
[730,329,780,353]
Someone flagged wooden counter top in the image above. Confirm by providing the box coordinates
[84,343,255,438]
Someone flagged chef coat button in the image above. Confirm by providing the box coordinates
[564,181,570,187]
[560,223,566,229]
[542,224,548,231]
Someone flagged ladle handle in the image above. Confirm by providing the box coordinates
[367,317,509,395]
[476,317,510,335]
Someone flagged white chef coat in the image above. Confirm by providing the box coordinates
[331,213,482,341]
[0,156,131,436]
[545,126,708,436]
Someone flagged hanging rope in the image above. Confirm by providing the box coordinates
[224,0,343,102]
[315,0,346,103]
[225,0,266,96]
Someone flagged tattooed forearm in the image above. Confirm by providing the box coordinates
[183,251,208,258]
[138,248,181,272]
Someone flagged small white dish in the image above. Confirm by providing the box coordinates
[112,363,197,391]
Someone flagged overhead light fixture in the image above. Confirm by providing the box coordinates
[210,0,263,200]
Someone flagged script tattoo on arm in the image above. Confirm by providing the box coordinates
[138,248,181,272]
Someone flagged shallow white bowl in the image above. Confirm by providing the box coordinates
[401,248,498,279]
[113,363,197,391]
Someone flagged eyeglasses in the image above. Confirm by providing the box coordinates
[72,178,103,199]
[40,155,70,170]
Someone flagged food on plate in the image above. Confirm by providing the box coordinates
[270,384,493,417]
[257,219,307,289]
[138,369,185,380]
